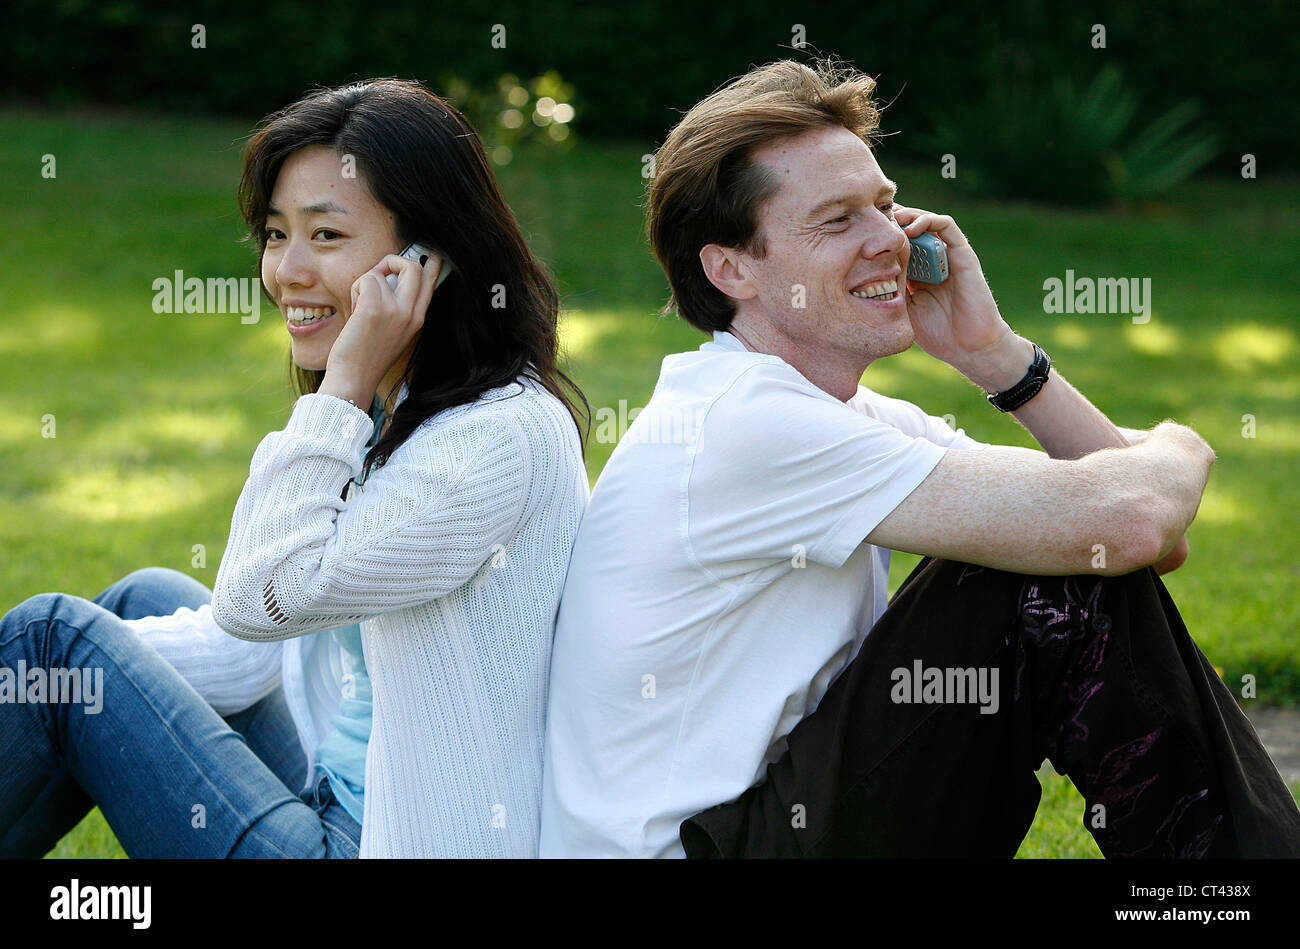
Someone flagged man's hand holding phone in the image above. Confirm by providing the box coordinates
[319,244,444,408]
[893,205,1029,392]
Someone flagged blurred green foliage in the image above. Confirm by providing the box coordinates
[442,70,577,166]
[927,65,1220,206]
[2,0,1293,180]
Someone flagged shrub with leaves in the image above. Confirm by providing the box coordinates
[926,65,1219,206]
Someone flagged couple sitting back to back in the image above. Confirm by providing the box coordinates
[3,61,1297,859]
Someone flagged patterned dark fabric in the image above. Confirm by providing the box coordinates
[681,558,1300,858]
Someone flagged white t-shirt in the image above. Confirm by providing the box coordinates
[539,331,990,858]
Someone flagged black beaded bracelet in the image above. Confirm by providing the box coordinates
[987,341,1051,412]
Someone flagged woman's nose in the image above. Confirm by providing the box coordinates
[275,240,315,288]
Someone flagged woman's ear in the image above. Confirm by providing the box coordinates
[700,244,758,302]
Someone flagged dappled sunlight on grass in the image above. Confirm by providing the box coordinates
[0,411,44,447]
[859,361,902,391]
[0,302,102,355]
[1123,319,1181,357]
[862,344,999,396]
[557,306,702,372]
[558,308,602,360]
[43,465,220,525]
[87,408,250,457]
[888,345,962,382]
[1212,323,1296,373]
[233,314,292,359]
[1203,416,1300,450]
[1050,322,1093,351]
[1253,377,1300,400]
[1193,485,1252,527]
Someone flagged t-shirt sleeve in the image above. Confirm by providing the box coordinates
[685,363,949,573]
[850,385,992,450]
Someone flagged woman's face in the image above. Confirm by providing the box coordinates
[261,145,400,371]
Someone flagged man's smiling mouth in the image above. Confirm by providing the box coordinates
[850,279,898,301]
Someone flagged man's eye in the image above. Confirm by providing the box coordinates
[825,214,851,226]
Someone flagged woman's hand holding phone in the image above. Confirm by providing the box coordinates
[318,249,444,408]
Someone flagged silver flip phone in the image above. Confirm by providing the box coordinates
[386,242,454,291]
[907,233,949,284]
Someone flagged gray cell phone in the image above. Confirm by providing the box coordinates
[386,242,454,291]
[907,233,949,284]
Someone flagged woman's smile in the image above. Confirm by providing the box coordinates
[282,300,340,336]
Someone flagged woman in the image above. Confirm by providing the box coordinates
[0,78,589,858]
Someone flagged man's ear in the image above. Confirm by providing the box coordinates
[700,244,758,302]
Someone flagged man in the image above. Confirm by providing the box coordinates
[538,59,1300,857]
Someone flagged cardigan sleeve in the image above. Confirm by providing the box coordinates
[123,605,284,716]
[211,393,530,642]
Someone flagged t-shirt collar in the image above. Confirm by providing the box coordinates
[704,329,749,353]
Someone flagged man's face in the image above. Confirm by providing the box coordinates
[736,125,912,363]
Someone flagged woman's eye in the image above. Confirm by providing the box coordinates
[315,229,341,240]
[264,227,284,241]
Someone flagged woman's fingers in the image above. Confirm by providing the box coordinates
[380,254,436,328]
[360,271,393,312]
[351,268,388,308]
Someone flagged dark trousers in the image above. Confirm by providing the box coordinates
[680,558,1300,858]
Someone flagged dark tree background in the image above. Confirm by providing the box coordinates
[4,0,1293,174]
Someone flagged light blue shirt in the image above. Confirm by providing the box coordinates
[312,395,384,825]
[313,621,371,824]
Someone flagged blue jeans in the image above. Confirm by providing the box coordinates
[0,568,361,858]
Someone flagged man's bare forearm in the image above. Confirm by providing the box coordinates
[1113,425,1190,571]
[1010,371,1131,460]
[957,334,1132,460]
[956,334,1210,572]
[1116,426,1153,446]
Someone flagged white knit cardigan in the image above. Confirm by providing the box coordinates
[205,375,587,857]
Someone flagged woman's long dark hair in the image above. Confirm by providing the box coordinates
[238,78,588,474]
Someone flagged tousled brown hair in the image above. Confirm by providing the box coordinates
[646,59,883,333]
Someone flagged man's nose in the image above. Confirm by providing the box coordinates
[861,215,906,261]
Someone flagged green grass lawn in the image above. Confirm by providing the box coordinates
[2,108,1297,858]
